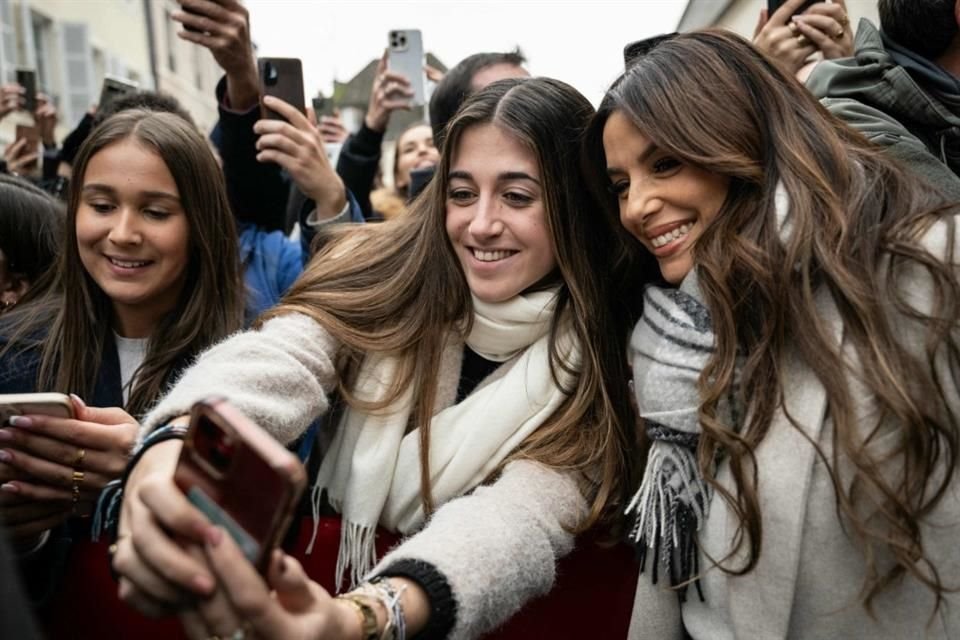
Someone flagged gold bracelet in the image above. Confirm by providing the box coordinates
[337,594,379,640]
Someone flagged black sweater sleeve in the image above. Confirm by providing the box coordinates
[214,76,290,231]
[335,123,384,221]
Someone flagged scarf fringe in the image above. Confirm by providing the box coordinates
[625,438,710,602]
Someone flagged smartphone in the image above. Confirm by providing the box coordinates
[97,75,139,113]
[13,124,40,169]
[173,397,306,573]
[15,69,36,113]
[387,29,425,107]
[767,0,817,17]
[0,393,75,423]
[258,57,305,121]
[311,96,336,119]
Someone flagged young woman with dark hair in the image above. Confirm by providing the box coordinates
[584,30,960,639]
[113,76,643,640]
[0,109,244,629]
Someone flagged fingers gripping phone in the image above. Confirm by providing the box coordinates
[15,69,37,113]
[174,397,306,573]
[312,96,336,119]
[387,29,425,107]
[258,57,306,121]
[0,393,75,423]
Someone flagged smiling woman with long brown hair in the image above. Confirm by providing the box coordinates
[585,29,960,640]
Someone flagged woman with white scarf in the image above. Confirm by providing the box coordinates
[585,31,960,639]
[111,77,643,640]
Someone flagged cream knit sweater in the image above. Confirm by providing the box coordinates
[141,312,588,639]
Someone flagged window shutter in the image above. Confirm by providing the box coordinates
[0,0,16,83]
[58,21,94,126]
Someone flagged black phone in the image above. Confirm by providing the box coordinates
[16,69,36,113]
[258,57,305,121]
[767,0,818,17]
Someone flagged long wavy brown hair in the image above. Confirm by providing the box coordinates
[583,30,960,608]
[264,77,643,533]
[2,110,244,417]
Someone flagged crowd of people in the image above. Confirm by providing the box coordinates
[0,0,958,638]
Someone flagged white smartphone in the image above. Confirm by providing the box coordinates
[387,29,425,107]
[0,392,75,423]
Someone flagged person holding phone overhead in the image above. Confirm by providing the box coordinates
[584,31,960,639]
[112,76,644,640]
[173,0,361,242]
[0,109,245,631]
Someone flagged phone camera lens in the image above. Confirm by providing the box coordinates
[264,61,279,86]
[399,36,407,46]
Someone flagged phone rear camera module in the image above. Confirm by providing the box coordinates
[196,416,236,474]
[264,61,279,86]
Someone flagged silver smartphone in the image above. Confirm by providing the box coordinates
[387,29,425,107]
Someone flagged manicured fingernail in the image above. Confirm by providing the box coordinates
[0,450,11,462]
[0,482,18,493]
[0,430,11,441]
[8,416,32,428]
[206,526,223,547]
[69,393,87,408]
[193,574,214,593]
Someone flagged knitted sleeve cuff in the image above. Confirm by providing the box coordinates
[375,558,457,640]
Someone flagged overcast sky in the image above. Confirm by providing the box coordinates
[245,1,687,107]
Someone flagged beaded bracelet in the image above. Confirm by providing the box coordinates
[337,594,379,640]
[350,579,407,640]
[92,423,189,544]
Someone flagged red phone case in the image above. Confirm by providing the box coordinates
[173,397,306,573]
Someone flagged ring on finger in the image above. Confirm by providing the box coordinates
[73,448,86,470]
[796,33,808,45]
[838,13,850,27]
[833,26,845,39]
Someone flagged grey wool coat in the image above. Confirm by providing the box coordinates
[629,216,960,639]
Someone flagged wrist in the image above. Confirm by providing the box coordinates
[310,182,348,220]
[364,112,387,133]
[225,67,260,112]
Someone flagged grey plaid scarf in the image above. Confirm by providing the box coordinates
[625,272,734,601]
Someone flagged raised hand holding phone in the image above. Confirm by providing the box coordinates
[253,95,347,218]
[365,51,414,133]
[173,0,258,110]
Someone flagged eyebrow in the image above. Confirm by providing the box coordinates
[82,184,181,202]
[448,170,541,185]
[606,141,659,178]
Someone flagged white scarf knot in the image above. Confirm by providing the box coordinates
[310,288,579,588]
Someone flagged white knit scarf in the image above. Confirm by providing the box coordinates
[310,288,579,588]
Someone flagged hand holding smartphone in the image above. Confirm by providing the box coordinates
[258,58,305,121]
[387,29,425,107]
[173,397,305,573]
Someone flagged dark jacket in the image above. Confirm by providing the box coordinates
[0,327,191,606]
[806,19,960,201]
[336,123,386,221]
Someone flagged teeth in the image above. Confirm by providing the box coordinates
[472,249,515,262]
[109,257,149,268]
[651,223,693,248]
